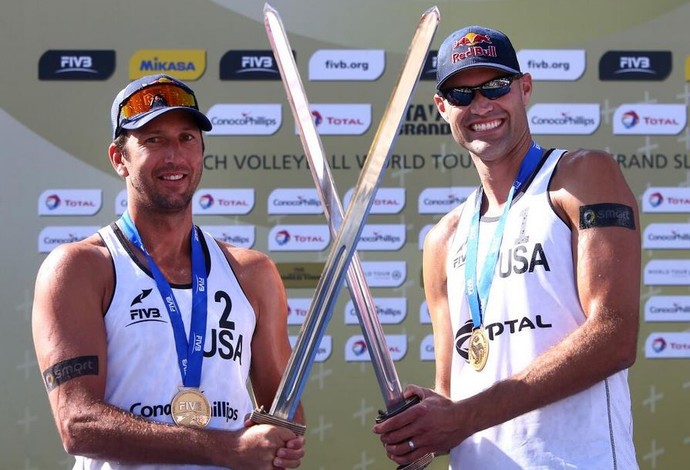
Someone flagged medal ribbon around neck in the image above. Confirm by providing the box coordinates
[464,141,542,331]
[120,211,208,389]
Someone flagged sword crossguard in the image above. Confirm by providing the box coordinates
[375,396,435,470]
[250,406,306,436]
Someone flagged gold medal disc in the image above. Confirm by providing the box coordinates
[171,388,211,428]
[468,327,489,371]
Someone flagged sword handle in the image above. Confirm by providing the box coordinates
[250,405,306,436]
[376,396,435,470]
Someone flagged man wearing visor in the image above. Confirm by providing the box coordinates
[32,74,305,469]
[374,27,640,468]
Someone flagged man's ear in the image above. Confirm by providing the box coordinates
[434,94,451,123]
[108,143,128,178]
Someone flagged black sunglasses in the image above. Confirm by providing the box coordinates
[439,73,523,107]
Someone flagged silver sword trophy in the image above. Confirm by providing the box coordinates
[252,4,439,469]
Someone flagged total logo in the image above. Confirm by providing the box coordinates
[38,189,102,216]
[192,189,255,215]
[268,225,330,251]
[343,187,406,214]
[644,332,690,358]
[642,187,690,213]
[613,104,687,135]
[299,104,371,135]
[345,335,408,361]
[286,297,311,326]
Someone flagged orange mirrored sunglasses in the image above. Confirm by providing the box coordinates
[118,79,199,124]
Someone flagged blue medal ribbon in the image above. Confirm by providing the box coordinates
[464,141,543,330]
[119,211,208,388]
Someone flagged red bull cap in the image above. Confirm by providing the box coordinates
[436,25,521,90]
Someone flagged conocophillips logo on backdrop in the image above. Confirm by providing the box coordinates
[360,261,406,287]
[344,297,407,325]
[420,334,435,361]
[343,187,406,214]
[599,51,672,81]
[644,259,690,285]
[38,189,102,216]
[268,225,330,251]
[290,335,331,362]
[219,50,281,80]
[644,296,690,322]
[613,104,686,135]
[267,188,323,215]
[199,225,255,249]
[206,104,282,136]
[418,187,474,214]
[301,104,371,135]
[642,187,690,213]
[192,189,254,215]
[527,104,600,135]
[277,263,323,289]
[38,50,115,80]
[356,224,406,251]
[308,49,385,81]
[129,50,206,80]
[643,223,690,249]
[644,332,690,358]
[517,49,586,81]
[344,334,407,362]
[38,226,99,253]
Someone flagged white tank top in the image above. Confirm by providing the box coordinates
[446,149,637,469]
[74,224,256,470]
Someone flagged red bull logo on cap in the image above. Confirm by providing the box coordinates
[453,33,492,48]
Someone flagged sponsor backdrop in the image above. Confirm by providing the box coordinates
[1,0,688,468]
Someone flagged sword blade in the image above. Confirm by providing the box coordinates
[263,3,404,411]
[262,2,439,423]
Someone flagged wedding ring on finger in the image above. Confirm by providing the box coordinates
[408,440,415,451]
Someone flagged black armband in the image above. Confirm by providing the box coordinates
[579,203,635,230]
[42,355,99,392]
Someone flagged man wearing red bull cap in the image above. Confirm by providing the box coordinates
[374,26,640,469]
[32,74,305,469]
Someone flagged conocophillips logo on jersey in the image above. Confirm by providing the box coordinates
[38,50,115,80]
[361,261,407,288]
[356,224,406,251]
[343,187,406,214]
[267,188,323,215]
[289,335,331,362]
[268,225,330,251]
[301,104,371,135]
[418,187,474,214]
[308,49,385,81]
[345,334,407,362]
[516,49,586,81]
[599,51,672,81]
[219,50,281,80]
[613,104,686,135]
[420,334,435,361]
[38,226,99,253]
[644,296,690,322]
[129,50,206,80]
[192,189,254,215]
[38,189,102,216]
[644,259,690,286]
[287,298,311,326]
[643,223,690,249]
[527,104,600,135]
[642,187,690,213]
[344,297,407,325]
[199,225,255,249]
[644,332,690,359]
[206,104,282,136]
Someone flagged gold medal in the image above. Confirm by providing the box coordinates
[468,327,489,371]
[171,388,211,428]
